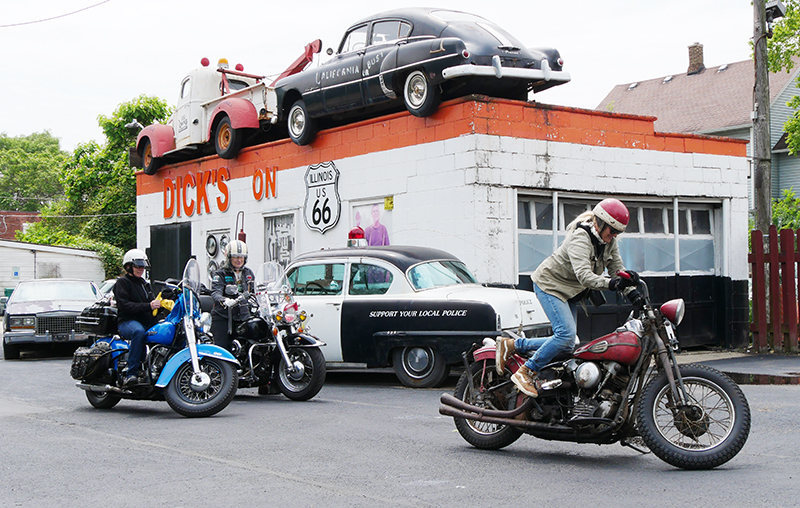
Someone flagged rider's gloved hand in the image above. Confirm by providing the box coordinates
[223,298,237,308]
[626,289,645,309]
[609,270,639,291]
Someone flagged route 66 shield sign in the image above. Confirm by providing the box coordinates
[304,161,341,234]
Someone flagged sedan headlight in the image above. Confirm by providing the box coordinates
[9,315,36,329]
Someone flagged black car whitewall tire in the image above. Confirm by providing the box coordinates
[287,99,317,146]
[403,70,440,117]
[392,346,450,388]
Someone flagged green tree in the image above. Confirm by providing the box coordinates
[768,0,800,154]
[18,95,171,276]
[0,131,67,211]
[772,188,800,229]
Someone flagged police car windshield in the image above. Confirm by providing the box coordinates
[408,260,478,290]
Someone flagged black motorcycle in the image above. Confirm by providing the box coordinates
[226,261,326,400]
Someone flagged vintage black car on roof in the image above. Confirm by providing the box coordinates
[2,279,102,359]
[285,245,549,387]
[274,8,570,145]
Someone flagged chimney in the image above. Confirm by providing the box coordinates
[687,42,705,75]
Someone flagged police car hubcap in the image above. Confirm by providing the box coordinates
[405,347,431,374]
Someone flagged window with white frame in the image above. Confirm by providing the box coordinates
[518,196,717,274]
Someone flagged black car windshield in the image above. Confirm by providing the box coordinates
[408,260,478,290]
[11,281,98,302]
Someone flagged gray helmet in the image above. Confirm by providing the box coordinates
[225,240,248,266]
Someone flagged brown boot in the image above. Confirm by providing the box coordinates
[511,365,540,398]
[495,337,516,375]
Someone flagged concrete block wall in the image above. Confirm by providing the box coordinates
[136,96,749,284]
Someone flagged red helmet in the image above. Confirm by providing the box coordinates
[593,198,629,233]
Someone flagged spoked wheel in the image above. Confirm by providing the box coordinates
[393,346,450,388]
[403,70,440,117]
[278,347,326,401]
[453,359,522,449]
[164,357,238,418]
[86,390,121,409]
[214,116,243,159]
[636,363,750,469]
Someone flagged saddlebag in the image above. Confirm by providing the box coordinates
[70,342,112,380]
[76,301,118,336]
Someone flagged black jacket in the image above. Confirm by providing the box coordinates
[210,264,255,320]
[114,273,157,329]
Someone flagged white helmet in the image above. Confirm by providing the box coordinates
[123,249,150,273]
[225,240,248,265]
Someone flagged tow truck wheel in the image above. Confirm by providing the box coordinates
[287,99,317,146]
[215,116,243,159]
[141,139,163,175]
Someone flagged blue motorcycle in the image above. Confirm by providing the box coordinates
[71,259,239,418]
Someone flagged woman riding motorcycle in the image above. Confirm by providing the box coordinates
[210,240,255,352]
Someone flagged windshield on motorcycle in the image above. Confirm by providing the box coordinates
[254,262,304,324]
[182,258,201,293]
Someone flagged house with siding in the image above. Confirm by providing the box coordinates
[595,43,800,202]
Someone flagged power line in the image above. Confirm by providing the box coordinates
[0,212,135,218]
[0,0,112,28]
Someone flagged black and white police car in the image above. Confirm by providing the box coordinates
[285,244,549,387]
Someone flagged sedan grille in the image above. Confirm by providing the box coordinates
[36,316,79,335]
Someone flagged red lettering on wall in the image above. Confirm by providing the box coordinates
[252,168,264,200]
[182,172,196,216]
[217,167,230,212]
[176,176,182,217]
[163,179,175,218]
[196,170,212,214]
[252,166,278,201]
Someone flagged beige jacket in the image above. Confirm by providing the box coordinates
[531,223,625,302]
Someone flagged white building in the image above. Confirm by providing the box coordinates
[0,240,106,294]
[135,96,749,348]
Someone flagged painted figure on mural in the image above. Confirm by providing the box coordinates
[364,204,390,246]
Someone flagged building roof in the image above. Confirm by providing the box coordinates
[595,55,800,134]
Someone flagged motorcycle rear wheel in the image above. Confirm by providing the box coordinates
[277,347,326,401]
[164,357,238,418]
[636,363,750,470]
[86,390,121,409]
[453,359,523,449]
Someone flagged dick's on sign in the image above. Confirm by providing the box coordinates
[304,162,341,234]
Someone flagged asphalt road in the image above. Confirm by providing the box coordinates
[1,350,799,508]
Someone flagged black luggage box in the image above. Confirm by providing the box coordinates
[76,303,117,335]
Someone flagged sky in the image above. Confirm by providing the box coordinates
[1,0,756,152]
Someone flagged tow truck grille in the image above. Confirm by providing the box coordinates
[36,316,78,336]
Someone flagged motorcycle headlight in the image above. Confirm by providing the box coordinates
[660,299,685,326]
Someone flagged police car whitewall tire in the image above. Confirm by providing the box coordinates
[393,346,450,388]
[214,116,243,159]
[287,99,317,146]
[403,70,440,117]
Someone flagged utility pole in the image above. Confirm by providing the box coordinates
[753,0,772,232]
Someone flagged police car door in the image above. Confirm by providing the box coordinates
[287,261,346,362]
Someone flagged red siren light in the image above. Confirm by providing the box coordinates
[235,63,244,71]
[347,227,367,248]
[200,57,210,67]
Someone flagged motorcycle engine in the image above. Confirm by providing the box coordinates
[567,360,629,421]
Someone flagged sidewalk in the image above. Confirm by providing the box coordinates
[675,350,800,385]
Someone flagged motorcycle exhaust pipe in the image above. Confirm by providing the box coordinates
[438,403,576,433]
[75,382,127,394]
[439,392,532,419]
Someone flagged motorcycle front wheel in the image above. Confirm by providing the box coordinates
[453,359,522,450]
[277,347,326,401]
[164,357,239,418]
[636,363,750,470]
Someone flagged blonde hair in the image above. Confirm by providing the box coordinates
[567,210,595,231]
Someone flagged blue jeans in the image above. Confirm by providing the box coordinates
[118,319,147,375]
[514,283,578,373]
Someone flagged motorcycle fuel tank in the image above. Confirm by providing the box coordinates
[573,330,641,366]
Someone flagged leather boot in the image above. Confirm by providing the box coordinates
[511,365,540,398]
[495,337,516,375]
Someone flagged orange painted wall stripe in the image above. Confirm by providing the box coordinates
[137,96,748,196]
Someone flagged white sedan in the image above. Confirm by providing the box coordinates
[285,246,549,387]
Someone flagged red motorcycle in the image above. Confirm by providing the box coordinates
[439,277,751,470]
